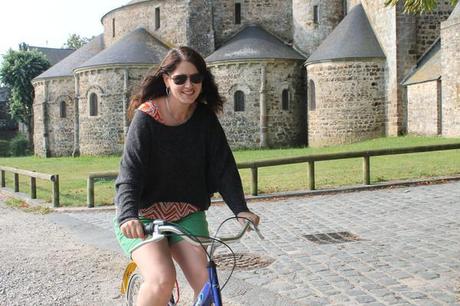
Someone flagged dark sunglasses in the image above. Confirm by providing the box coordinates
[170,73,203,85]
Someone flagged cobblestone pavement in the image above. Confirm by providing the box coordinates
[53,182,460,305]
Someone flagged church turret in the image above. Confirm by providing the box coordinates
[292,0,345,56]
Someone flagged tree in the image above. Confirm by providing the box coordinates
[0,48,50,144]
[63,33,90,49]
[385,0,458,13]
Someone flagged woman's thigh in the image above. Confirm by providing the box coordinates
[171,240,208,291]
[132,239,176,283]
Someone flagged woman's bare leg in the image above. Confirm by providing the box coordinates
[171,240,208,299]
[132,239,176,306]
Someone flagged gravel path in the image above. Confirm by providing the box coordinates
[0,201,127,306]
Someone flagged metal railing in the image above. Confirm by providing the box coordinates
[0,166,60,207]
[85,143,460,206]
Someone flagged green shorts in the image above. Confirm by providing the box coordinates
[113,211,209,258]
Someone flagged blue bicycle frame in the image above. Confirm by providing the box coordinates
[194,260,222,306]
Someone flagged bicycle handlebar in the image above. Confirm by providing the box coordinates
[129,219,263,254]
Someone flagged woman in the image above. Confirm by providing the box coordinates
[114,46,260,306]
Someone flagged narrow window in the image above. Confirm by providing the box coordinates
[112,18,116,38]
[313,5,319,24]
[235,3,241,25]
[343,0,348,16]
[309,80,316,111]
[59,101,66,118]
[89,93,98,116]
[282,89,289,111]
[155,7,160,29]
[234,90,245,112]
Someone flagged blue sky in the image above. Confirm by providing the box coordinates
[0,0,128,58]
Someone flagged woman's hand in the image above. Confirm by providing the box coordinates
[237,211,260,227]
[120,219,145,239]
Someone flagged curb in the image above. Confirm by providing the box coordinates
[2,174,460,213]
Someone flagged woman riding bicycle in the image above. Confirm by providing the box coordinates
[114,46,260,306]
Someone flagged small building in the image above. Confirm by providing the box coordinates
[402,39,441,135]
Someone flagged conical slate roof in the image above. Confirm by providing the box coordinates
[306,4,384,64]
[76,28,169,70]
[34,35,104,80]
[447,2,460,20]
[206,25,305,63]
[402,38,441,85]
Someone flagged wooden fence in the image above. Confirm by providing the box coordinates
[0,166,60,207]
[86,143,460,206]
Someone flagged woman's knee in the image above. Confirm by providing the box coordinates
[142,273,176,296]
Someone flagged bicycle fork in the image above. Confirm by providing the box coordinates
[193,260,222,306]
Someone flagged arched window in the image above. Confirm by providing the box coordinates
[309,80,316,111]
[313,5,319,24]
[112,18,116,38]
[59,101,66,118]
[89,93,98,116]
[234,90,245,112]
[155,7,161,29]
[282,89,289,111]
[235,2,242,24]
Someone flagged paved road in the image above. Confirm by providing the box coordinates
[50,181,460,305]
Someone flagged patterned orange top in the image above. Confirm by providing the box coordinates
[137,100,199,221]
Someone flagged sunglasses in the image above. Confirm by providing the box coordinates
[170,73,203,85]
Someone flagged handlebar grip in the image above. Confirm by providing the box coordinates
[143,222,155,235]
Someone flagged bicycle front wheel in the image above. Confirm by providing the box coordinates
[126,273,142,306]
[126,272,176,306]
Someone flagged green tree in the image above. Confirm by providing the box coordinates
[0,48,50,144]
[63,33,90,49]
[385,0,458,13]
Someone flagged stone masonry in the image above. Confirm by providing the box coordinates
[406,81,441,135]
[307,60,386,147]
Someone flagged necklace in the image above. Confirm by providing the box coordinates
[164,96,194,125]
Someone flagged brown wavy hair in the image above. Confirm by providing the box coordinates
[127,46,224,120]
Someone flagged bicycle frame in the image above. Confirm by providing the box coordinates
[122,219,263,306]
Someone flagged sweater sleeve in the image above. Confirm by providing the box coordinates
[115,110,152,225]
[208,113,249,216]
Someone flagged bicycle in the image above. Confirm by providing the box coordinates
[119,217,263,306]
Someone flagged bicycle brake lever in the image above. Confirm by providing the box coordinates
[250,224,265,240]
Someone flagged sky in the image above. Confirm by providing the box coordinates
[0,0,128,59]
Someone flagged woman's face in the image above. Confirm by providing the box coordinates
[164,60,203,106]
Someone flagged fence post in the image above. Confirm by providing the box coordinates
[251,167,258,196]
[363,156,370,185]
[30,177,37,199]
[1,170,5,187]
[87,176,94,208]
[14,173,19,192]
[308,161,315,190]
[52,175,60,207]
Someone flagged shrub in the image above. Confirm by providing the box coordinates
[8,134,30,156]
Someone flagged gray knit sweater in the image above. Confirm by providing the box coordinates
[115,103,249,225]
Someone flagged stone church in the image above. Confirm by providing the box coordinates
[32,0,459,157]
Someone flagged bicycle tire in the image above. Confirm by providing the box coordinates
[126,272,176,306]
[126,273,143,306]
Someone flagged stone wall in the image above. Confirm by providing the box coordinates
[416,1,453,58]
[209,60,306,148]
[441,8,460,136]
[77,68,126,155]
[45,79,75,157]
[212,0,292,48]
[306,59,386,147]
[293,0,344,56]
[186,1,214,56]
[102,0,187,49]
[407,81,441,135]
[32,78,75,157]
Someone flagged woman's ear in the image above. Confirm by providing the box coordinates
[162,73,170,89]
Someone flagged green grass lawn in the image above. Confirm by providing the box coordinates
[1,135,459,207]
